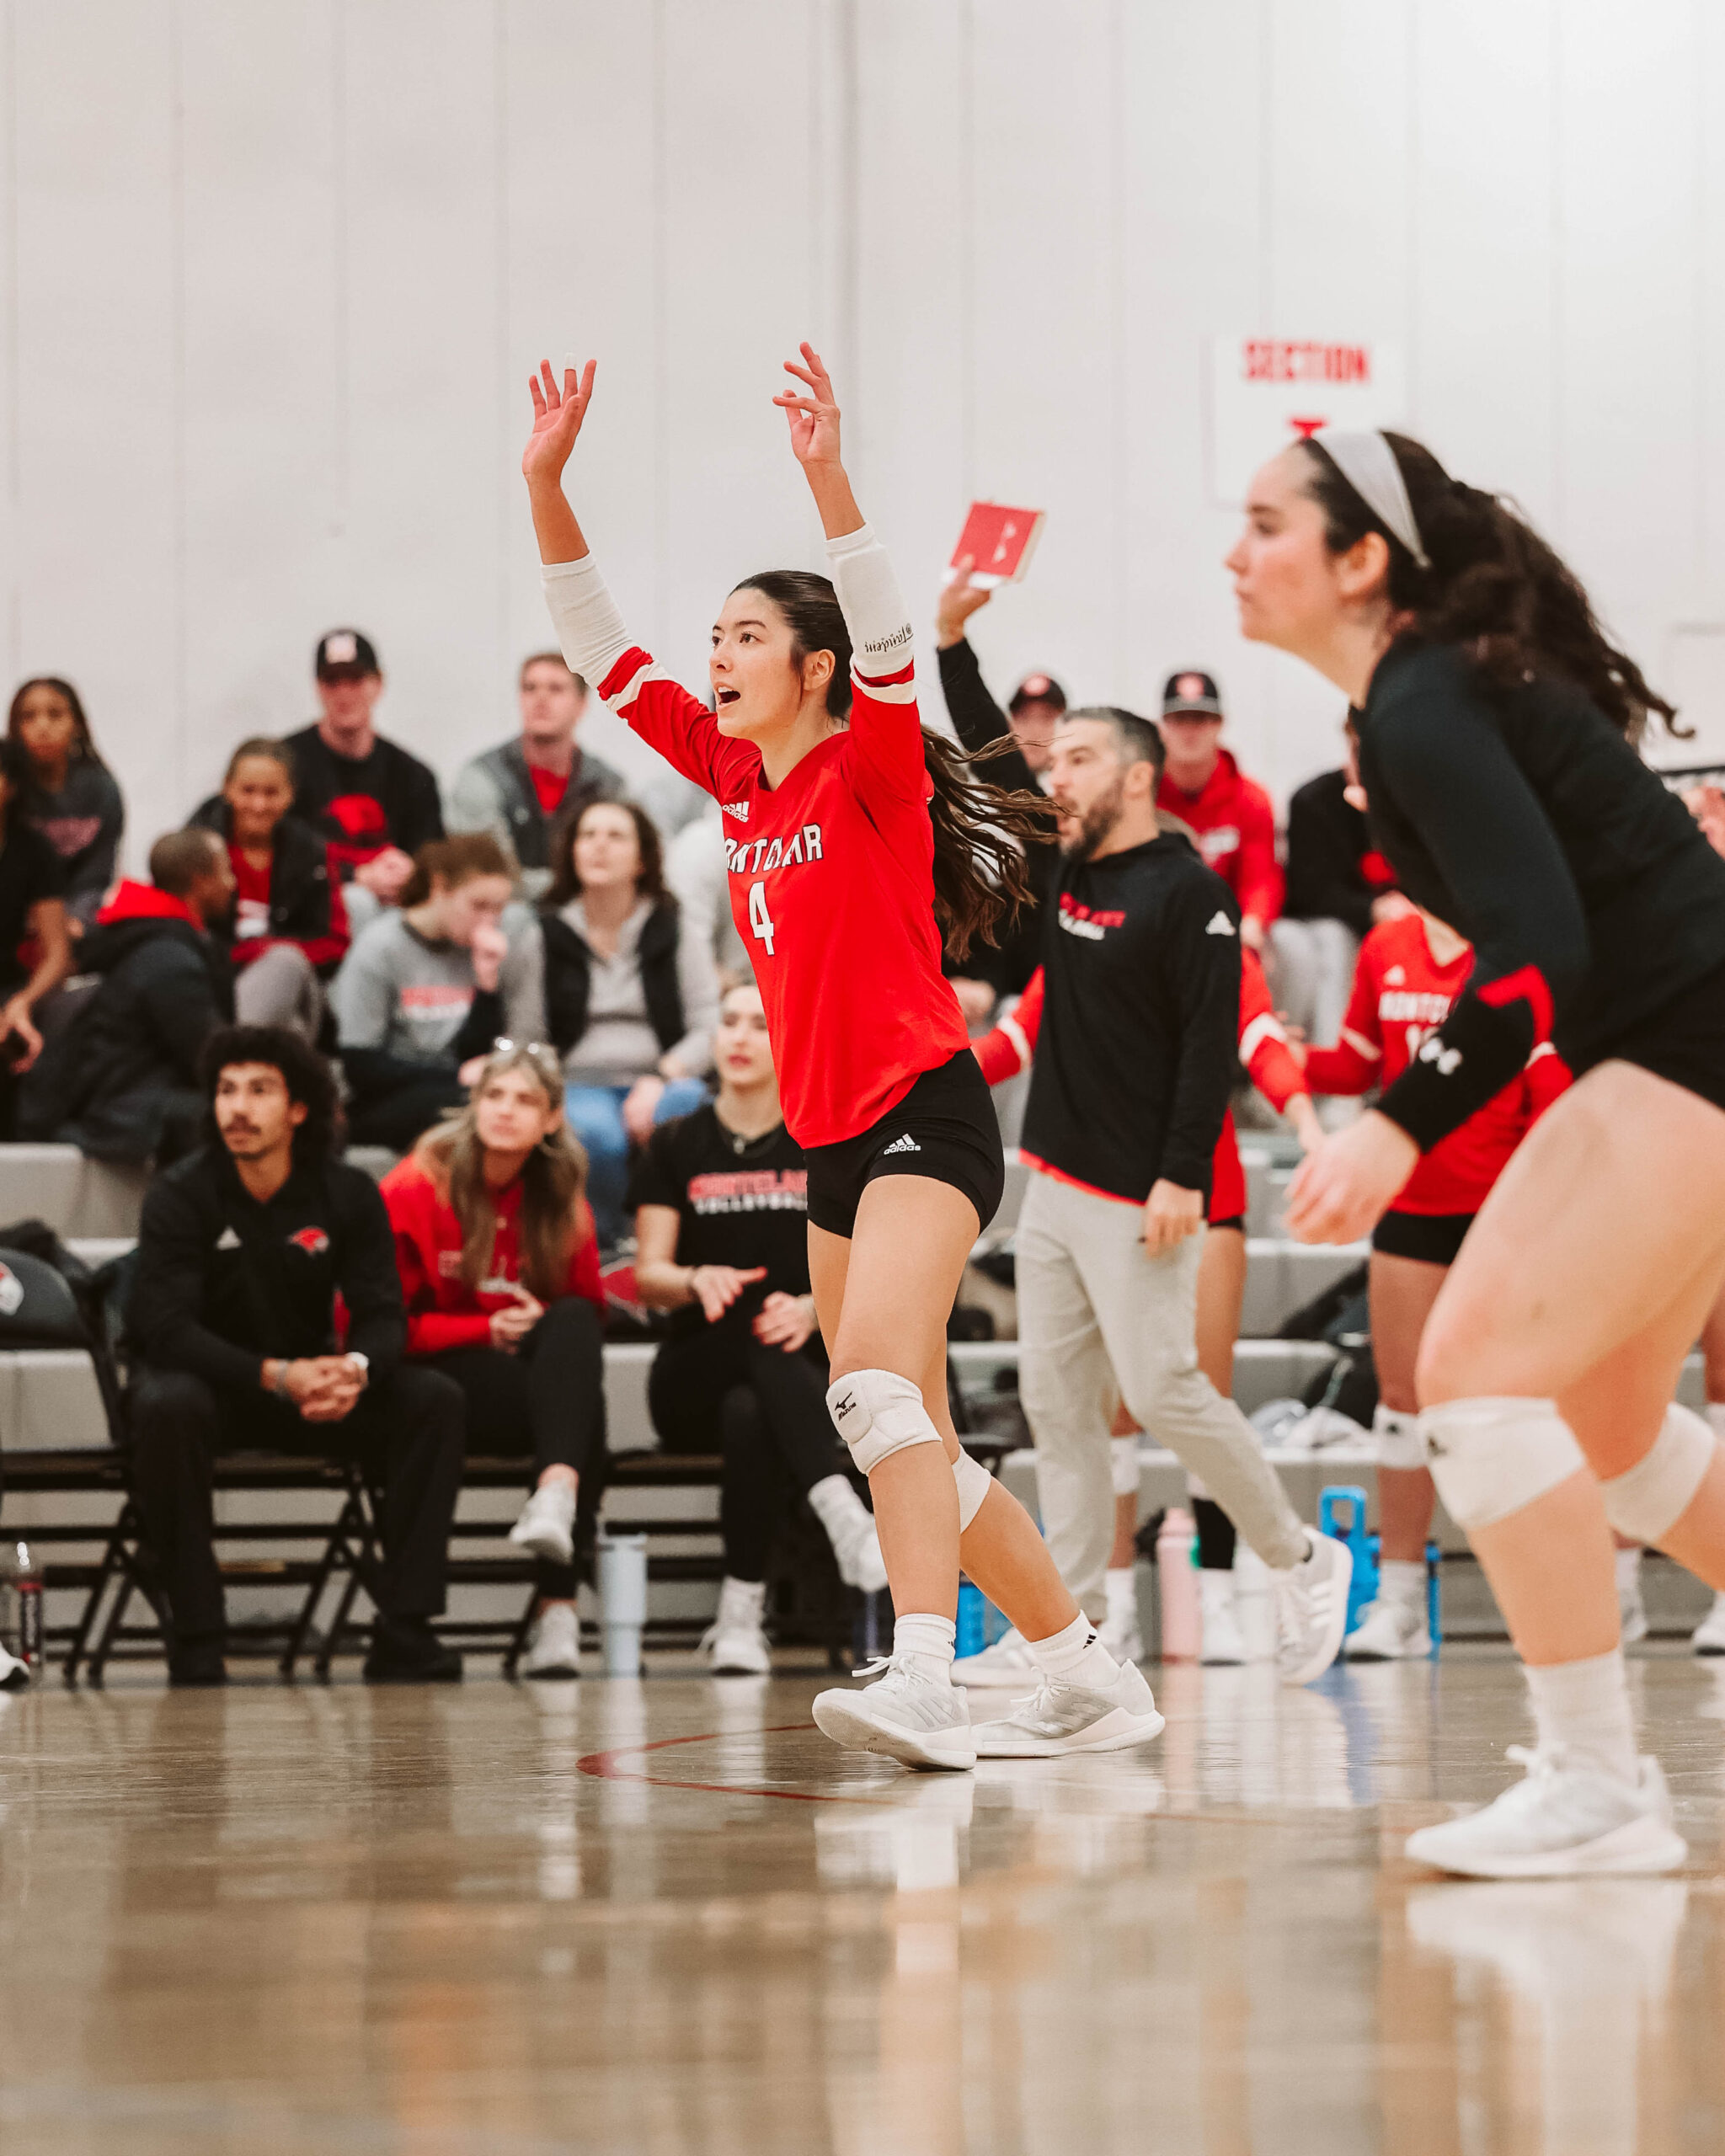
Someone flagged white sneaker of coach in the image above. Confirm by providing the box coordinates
[701,1577,772,1676]
[812,1658,976,1771]
[971,1660,1166,1758]
[1692,1590,1725,1655]
[1199,1570,1246,1665]
[951,1625,1038,1688]
[509,1480,576,1567]
[1404,1745,1686,1879]
[1345,1595,1432,1662]
[1273,1529,1353,1686]
[521,1601,581,1680]
[806,1474,889,1594]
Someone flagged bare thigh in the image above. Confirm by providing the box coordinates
[1701,1276,1725,1401]
[1416,1062,1725,1406]
[1369,1250,1450,1412]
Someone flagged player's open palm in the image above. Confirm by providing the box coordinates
[523,358,596,487]
[773,343,842,467]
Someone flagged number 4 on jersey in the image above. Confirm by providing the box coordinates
[748,878,776,956]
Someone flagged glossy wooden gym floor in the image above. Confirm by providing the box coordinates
[3,1653,1723,2153]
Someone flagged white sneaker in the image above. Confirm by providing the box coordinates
[0,1646,29,1690]
[510,1480,576,1566]
[1279,1406,1371,1454]
[1273,1530,1353,1686]
[1199,1570,1246,1665]
[812,1658,976,1771]
[951,1625,1038,1688]
[972,1660,1166,1758]
[700,1577,772,1675]
[807,1475,889,1594]
[1692,1590,1725,1655]
[521,1601,581,1679]
[1405,1746,1686,1879]
[1619,1574,1649,1647]
[1345,1595,1432,1662]
[1098,1607,1144,1667]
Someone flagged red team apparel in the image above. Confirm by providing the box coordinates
[1303,911,1569,1214]
[542,529,968,1148]
[975,947,1305,1221]
[1156,751,1284,927]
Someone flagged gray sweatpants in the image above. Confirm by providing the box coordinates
[1016,1168,1308,1620]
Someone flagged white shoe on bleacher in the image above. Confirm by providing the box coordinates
[522,1601,581,1679]
[510,1480,576,1567]
[701,1577,772,1675]
[808,1474,889,1593]
[0,1646,29,1690]
[951,1625,1037,1688]
[1345,1596,1431,1661]
[1279,1406,1371,1454]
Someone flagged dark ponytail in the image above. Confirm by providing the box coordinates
[1299,433,1678,740]
[732,573,1055,959]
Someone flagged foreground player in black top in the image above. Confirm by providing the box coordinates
[1230,425,1725,1876]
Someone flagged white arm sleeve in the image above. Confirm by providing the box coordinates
[541,556,636,701]
[825,523,916,681]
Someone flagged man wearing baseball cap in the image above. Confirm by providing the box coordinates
[1154,670,1282,952]
[282,632,444,906]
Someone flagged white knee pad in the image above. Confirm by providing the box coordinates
[1111,1434,1140,1497]
[1421,1397,1584,1530]
[1599,1404,1717,1545]
[953,1448,994,1530]
[1374,1404,1426,1471]
[825,1368,943,1477]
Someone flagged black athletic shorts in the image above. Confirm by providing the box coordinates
[1372,1209,1475,1266]
[1578,952,1725,1116]
[1209,1214,1247,1235]
[804,1049,1006,1239]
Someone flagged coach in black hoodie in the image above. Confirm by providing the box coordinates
[19,828,235,1163]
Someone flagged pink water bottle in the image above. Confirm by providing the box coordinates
[1156,1508,1200,1662]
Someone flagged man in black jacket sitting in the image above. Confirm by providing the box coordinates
[20,828,236,1163]
[126,1026,465,1685]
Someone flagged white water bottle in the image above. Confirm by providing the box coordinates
[597,1534,648,1677]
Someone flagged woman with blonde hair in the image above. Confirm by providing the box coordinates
[382,1041,606,1679]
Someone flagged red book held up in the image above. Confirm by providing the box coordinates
[948,500,1046,588]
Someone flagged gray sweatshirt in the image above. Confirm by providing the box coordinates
[331,908,544,1065]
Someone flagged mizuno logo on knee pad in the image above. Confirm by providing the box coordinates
[825,1367,944,1477]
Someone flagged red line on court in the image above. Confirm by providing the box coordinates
[575,1721,901,1805]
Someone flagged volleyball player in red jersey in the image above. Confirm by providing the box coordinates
[521,348,1163,1769]
[1301,905,1569,1659]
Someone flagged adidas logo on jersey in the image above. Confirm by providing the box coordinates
[1204,910,1236,937]
[882,1134,921,1155]
[1385,964,1406,985]
[722,800,750,821]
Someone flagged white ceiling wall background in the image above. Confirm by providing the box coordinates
[2,0,1722,867]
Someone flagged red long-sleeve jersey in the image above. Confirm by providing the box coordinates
[381,1151,603,1356]
[976,947,1306,1222]
[1303,912,1569,1214]
[1156,750,1284,926]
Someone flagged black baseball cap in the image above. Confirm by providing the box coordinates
[1009,672,1067,714]
[316,628,381,680]
[1162,670,1224,719]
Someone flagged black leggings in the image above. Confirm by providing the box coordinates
[649,1325,848,1583]
[425,1296,608,1599]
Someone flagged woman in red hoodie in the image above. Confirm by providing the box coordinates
[382,1041,606,1679]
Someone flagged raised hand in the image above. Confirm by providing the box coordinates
[937,557,994,648]
[772,343,843,468]
[523,357,596,488]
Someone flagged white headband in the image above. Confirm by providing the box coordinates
[1315,430,1430,569]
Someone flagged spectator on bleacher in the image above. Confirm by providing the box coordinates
[1269,755,1410,1054]
[628,980,885,1675]
[283,631,443,907]
[0,735,72,1136]
[7,676,124,926]
[332,833,542,1154]
[541,798,716,1246]
[19,828,232,1164]
[382,1042,605,1681]
[127,1026,465,1686]
[665,806,749,979]
[1155,671,1282,952]
[189,738,350,1042]
[446,652,624,902]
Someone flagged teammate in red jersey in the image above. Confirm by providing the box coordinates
[521,347,1163,1769]
[1301,905,1569,1657]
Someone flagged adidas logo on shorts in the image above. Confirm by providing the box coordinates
[882,1134,921,1155]
[1204,910,1236,937]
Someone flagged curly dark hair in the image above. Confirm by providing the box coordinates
[1298,432,1678,742]
[732,570,1055,960]
[200,1025,342,1162]
[542,795,670,910]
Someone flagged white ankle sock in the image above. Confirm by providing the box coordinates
[1380,1558,1425,1611]
[1105,1567,1137,1630]
[1615,1545,1643,1593]
[894,1613,955,1684]
[1525,1648,1638,1785]
[1029,1610,1121,1688]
